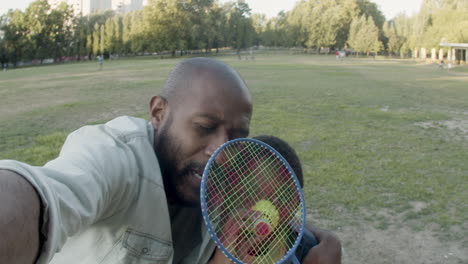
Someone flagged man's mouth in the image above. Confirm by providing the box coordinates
[191,167,204,181]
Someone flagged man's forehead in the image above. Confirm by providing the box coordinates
[193,111,251,124]
[166,60,252,122]
[192,111,251,134]
[175,75,249,104]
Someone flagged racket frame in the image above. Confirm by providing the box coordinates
[200,138,307,264]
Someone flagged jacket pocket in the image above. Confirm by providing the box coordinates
[123,229,172,260]
[100,229,173,264]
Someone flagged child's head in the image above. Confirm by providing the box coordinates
[252,135,303,188]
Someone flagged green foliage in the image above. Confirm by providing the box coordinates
[99,24,105,55]
[287,0,359,49]
[1,0,467,61]
[356,0,386,28]
[0,0,74,64]
[225,1,254,52]
[143,0,189,53]
[383,21,404,54]
[348,15,383,54]
[389,0,468,56]
[92,23,100,55]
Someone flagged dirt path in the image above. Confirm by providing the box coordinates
[335,225,466,264]
[310,214,467,264]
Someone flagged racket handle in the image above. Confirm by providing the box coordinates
[291,255,301,264]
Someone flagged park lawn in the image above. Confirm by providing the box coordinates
[0,54,467,245]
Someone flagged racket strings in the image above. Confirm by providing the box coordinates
[206,147,284,218]
[207,148,295,226]
[208,143,300,229]
[210,144,298,209]
[205,145,262,204]
[205,141,304,264]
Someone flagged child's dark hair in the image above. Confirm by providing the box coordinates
[252,135,304,188]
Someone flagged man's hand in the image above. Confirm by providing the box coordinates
[302,226,342,264]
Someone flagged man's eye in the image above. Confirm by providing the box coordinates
[196,123,216,133]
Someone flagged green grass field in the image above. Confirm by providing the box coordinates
[1,54,467,248]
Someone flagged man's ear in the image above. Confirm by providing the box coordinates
[149,96,168,130]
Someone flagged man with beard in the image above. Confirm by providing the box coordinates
[0,57,341,264]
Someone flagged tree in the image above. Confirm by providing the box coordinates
[129,10,148,53]
[122,13,132,54]
[206,3,228,52]
[225,1,254,54]
[24,0,54,61]
[99,23,105,55]
[92,23,100,55]
[183,0,215,51]
[251,13,266,46]
[1,10,30,66]
[420,2,468,48]
[348,15,383,55]
[288,0,358,50]
[143,0,190,55]
[104,17,114,53]
[73,16,90,59]
[0,15,8,67]
[383,21,403,55]
[356,0,386,27]
[113,16,122,54]
[356,0,387,49]
[47,2,74,60]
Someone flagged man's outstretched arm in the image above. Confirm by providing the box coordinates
[0,169,41,263]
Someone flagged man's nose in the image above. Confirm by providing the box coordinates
[205,129,229,156]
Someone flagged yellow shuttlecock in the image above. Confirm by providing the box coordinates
[252,200,279,232]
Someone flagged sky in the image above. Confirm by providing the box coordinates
[1,0,423,20]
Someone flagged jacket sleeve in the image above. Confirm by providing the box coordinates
[0,124,140,263]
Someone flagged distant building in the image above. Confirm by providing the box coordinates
[440,43,468,63]
[48,0,146,15]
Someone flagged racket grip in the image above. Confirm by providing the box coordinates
[291,255,301,264]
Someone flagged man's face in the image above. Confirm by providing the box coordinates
[153,72,252,206]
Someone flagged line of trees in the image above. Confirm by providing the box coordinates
[1,0,467,66]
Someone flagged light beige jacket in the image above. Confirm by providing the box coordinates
[0,116,215,264]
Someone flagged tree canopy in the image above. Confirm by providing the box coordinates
[1,0,467,65]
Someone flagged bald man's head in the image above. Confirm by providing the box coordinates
[160,57,251,104]
[149,57,253,206]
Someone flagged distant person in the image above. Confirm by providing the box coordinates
[97,55,104,70]
[438,60,445,69]
[338,51,346,61]
[335,51,339,60]
[447,62,452,71]
[0,57,341,264]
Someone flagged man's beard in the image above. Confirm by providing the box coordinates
[154,120,203,207]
